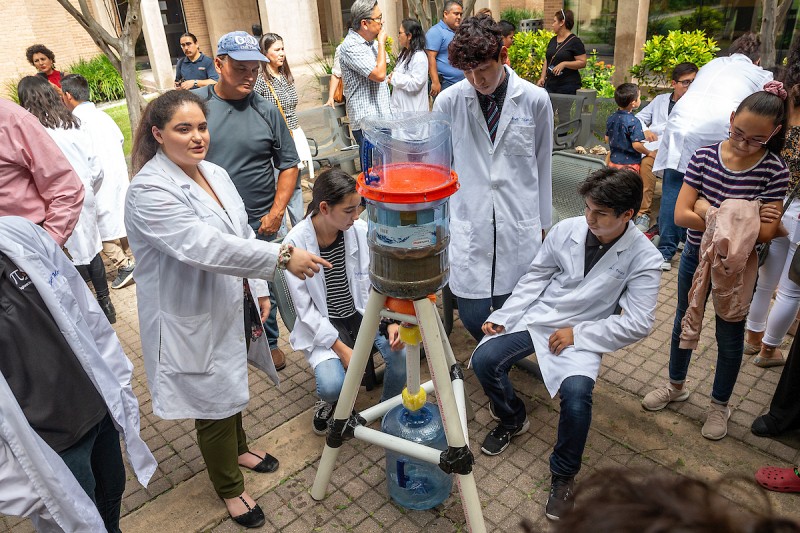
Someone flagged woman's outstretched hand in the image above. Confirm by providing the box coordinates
[285,247,332,279]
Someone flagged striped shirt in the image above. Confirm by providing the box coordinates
[683,144,790,246]
[319,231,355,319]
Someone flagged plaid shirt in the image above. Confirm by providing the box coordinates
[340,29,391,131]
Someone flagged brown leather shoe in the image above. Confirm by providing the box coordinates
[271,348,286,371]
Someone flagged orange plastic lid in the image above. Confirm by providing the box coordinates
[357,163,459,204]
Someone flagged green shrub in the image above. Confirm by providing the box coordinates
[678,7,724,38]
[630,30,719,88]
[4,78,19,103]
[507,29,555,83]
[66,55,131,103]
[500,7,544,28]
[580,50,615,98]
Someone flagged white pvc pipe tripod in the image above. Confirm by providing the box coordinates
[310,292,486,533]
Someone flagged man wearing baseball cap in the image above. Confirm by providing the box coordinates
[194,32,299,373]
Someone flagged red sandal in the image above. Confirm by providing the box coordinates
[755,466,800,492]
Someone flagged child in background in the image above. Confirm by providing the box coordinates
[499,20,515,67]
[605,83,651,173]
[642,84,790,441]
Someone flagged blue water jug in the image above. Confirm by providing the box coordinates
[381,402,453,510]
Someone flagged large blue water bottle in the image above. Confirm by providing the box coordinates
[381,402,453,509]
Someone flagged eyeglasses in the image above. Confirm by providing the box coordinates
[676,79,694,87]
[367,15,383,22]
[728,126,779,148]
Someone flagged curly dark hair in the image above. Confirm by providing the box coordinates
[448,14,503,71]
[25,44,55,66]
[784,32,800,107]
[17,76,79,130]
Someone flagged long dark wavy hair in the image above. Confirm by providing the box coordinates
[131,90,208,174]
[17,75,79,130]
[260,33,294,84]
[397,19,426,68]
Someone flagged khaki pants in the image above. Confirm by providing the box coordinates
[195,412,249,499]
[101,238,131,270]
[639,153,661,218]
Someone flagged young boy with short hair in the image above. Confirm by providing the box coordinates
[470,167,663,521]
[605,83,651,174]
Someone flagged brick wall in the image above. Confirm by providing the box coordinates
[542,0,563,19]
[0,0,103,100]
[182,0,213,58]
[500,0,546,12]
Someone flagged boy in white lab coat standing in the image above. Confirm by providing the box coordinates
[433,14,553,341]
[470,168,662,521]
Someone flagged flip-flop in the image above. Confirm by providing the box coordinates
[752,355,786,368]
[756,466,800,492]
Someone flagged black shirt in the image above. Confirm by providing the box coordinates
[319,231,356,319]
[584,229,625,277]
[544,34,586,94]
[0,252,107,452]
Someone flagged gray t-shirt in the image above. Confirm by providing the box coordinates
[196,85,299,224]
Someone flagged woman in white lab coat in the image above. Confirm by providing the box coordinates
[284,169,406,435]
[389,19,429,114]
[0,216,156,533]
[125,90,328,529]
[17,75,115,323]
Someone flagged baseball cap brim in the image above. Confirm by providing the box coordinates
[225,49,268,62]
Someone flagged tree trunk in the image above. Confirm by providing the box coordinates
[463,0,477,16]
[120,44,146,132]
[761,0,777,68]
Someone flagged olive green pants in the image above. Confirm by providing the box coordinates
[195,412,249,498]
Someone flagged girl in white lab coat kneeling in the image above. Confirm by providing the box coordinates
[284,169,407,434]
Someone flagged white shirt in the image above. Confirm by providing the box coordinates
[636,92,674,152]
[390,50,430,114]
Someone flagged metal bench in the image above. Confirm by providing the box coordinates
[550,91,598,151]
[551,152,606,224]
[297,106,359,175]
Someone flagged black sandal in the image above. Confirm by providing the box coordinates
[240,450,279,473]
[229,495,265,529]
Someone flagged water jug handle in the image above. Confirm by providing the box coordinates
[396,460,408,488]
[362,138,380,185]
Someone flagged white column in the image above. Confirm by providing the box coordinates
[472,0,501,17]
[613,0,650,86]
[259,0,323,63]
[377,0,399,47]
[329,0,344,42]
[140,0,174,90]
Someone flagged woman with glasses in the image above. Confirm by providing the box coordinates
[389,19,429,113]
[537,9,586,96]
[642,84,790,442]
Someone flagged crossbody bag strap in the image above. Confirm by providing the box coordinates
[780,179,800,216]
[263,74,291,134]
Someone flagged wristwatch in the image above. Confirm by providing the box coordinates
[193,80,198,89]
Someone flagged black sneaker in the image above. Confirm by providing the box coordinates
[97,295,116,324]
[545,474,575,520]
[313,401,335,435]
[480,418,529,456]
[111,262,135,289]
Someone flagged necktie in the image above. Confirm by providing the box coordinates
[486,96,499,143]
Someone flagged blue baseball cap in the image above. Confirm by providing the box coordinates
[216,31,268,62]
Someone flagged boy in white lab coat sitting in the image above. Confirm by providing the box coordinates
[470,168,663,521]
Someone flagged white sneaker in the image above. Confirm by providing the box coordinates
[660,261,672,272]
[678,241,685,251]
[641,384,690,411]
[634,214,650,232]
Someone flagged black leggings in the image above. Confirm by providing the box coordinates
[76,253,110,299]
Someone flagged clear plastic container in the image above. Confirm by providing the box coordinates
[381,402,453,510]
[357,113,459,300]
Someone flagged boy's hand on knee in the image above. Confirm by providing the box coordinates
[482,322,505,336]
[548,327,574,355]
[387,323,404,350]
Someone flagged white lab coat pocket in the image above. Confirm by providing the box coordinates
[516,218,541,266]
[449,219,473,269]
[503,125,536,157]
[159,312,214,374]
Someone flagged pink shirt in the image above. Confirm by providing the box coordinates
[0,99,84,246]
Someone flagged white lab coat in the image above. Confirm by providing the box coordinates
[125,150,280,420]
[433,67,554,298]
[46,127,103,265]
[390,50,430,113]
[654,54,772,174]
[636,92,673,152]
[475,217,663,396]
[284,218,371,369]
[0,216,156,532]
[72,102,130,241]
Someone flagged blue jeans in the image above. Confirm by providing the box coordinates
[457,293,511,342]
[58,413,126,533]
[314,332,407,403]
[253,226,282,349]
[668,242,746,404]
[472,331,595,477]
[657,168,687,262]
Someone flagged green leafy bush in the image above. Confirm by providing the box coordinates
[500,7,544,28]
[678,7,724,38]
[507,29,555,82]
[66,55,131,103]
[630,30,719,88]
[580,50,615,98]
[4,79,20,103]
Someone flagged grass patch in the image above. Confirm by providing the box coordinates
[103,104,132,157]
